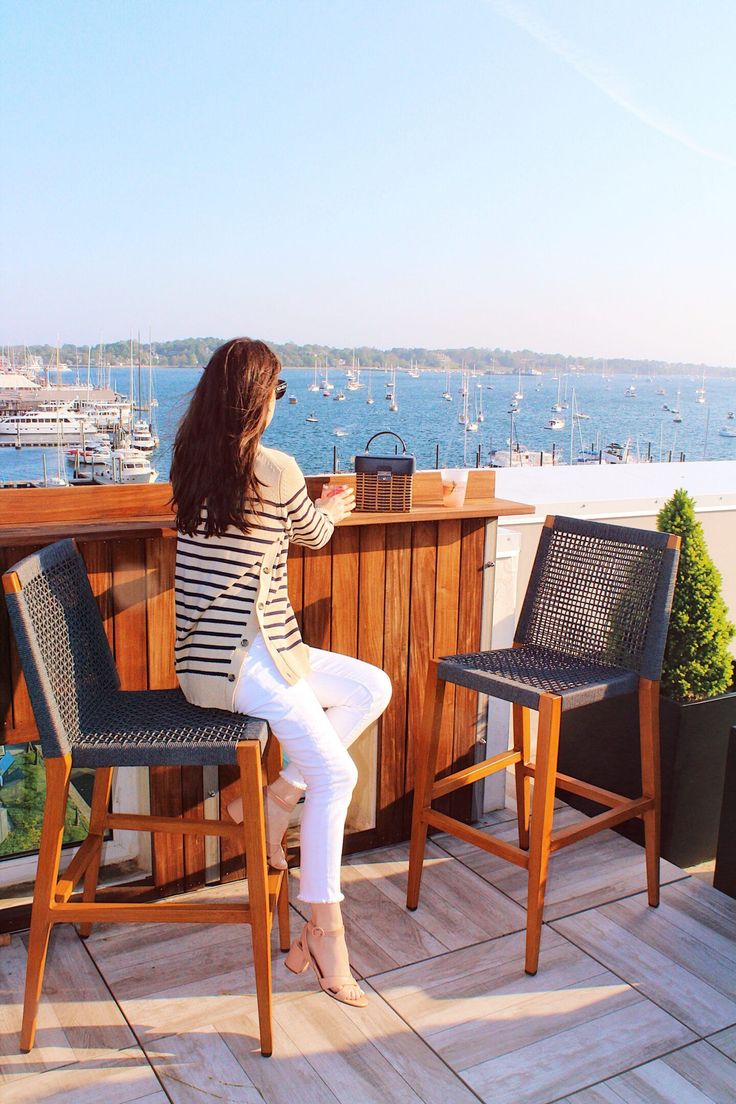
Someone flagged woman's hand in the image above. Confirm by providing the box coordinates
[316,486,356,524]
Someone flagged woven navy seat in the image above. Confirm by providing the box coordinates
[73,690,267,767]
[5,539,268,765]
[438,644,639,711]
[3,537,287,1058]
[408,514,680,977]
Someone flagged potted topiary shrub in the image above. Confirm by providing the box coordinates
[558,489,736,867]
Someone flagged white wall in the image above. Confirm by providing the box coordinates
[482,459,736,812]
[494,459,736,656]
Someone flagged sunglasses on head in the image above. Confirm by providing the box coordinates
[274,379,287,400]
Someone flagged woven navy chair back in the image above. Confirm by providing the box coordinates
[515,516,679,681]
[4,539,120,758]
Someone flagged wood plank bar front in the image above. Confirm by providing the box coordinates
[0,471,533,910]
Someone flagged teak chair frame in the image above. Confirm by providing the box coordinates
[3,566,290,1059]
[406,518,680,975]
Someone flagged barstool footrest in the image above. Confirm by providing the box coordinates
[550,797,654,851]
[431,749,522,800]
[424,808,529,869]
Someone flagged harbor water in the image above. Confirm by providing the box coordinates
[1,366,735,483]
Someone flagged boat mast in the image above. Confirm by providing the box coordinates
[137,331,143,421]
[129,336,135,429]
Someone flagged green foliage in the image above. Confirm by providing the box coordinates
[657,489,735,703]
[0,746,88,857]
[17,340,735,376]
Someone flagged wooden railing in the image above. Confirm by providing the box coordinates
[0,473,532,894]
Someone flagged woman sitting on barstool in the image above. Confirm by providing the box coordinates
[170,337,392,1007]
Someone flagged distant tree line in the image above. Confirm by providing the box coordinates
[13,339,733,377]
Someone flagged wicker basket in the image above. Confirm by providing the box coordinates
[354,432,416,512]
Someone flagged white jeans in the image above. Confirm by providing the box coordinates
[232,633,392,903]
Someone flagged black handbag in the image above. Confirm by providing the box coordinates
[354,431,416,512]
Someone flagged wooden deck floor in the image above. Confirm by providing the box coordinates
[1,804,735,1104]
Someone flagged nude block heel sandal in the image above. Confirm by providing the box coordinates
[284,921,368,1007]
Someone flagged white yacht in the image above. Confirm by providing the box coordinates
[488,445,557,467]
[545,418,565,430]
[129,419,159,452]
[0,404,101,446]
[77,399,133,430]
[92,448,158,484]
[65,436,111,465]
[719,413,736,438]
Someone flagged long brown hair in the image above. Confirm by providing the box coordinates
[170,338,281,536]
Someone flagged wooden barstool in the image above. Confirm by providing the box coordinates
[407,515,680,974]
[3,538,289,1056]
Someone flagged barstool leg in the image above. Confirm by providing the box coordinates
[639,678,661,907]
[263,731,291,951]
[407,661,446,910]
[237,742,273,1057]
[525,694,561,975]
[21,753,72,1052]
[512,704,531,850]
[78,767,114,939]
[277,870,291,953]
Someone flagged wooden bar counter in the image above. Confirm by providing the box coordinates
[0,470,532,899]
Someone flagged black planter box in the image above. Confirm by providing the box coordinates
[714,726,736,899]
[558,688,736,868]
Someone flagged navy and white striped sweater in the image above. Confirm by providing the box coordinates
[174,445,334,710]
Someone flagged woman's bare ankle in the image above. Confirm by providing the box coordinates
[270,775,303,806]
[310,901,342,932]
[226,796,244,824]
[307,902,359,988]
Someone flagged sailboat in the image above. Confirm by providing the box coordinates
[389,368,398,412]
[457,386,468,425]
[308,357,320,392]
[321,360,334,393]
[346,358,361,390]
[442,370,453,401]
[672,389,682,423]
[695,371,706,404]
[465,394,478,433]
[551,377,563,413]
[44,425,70,487]
[560,375,569,410]
[366,371,374,404]
[572,381,590,420]
[512,366,523,401]
[457,365,468,397]
[128,336,159,451]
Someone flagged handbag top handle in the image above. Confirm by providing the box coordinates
[363,431,410,454]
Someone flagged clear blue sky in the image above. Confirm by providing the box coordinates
[3,0,736,364]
